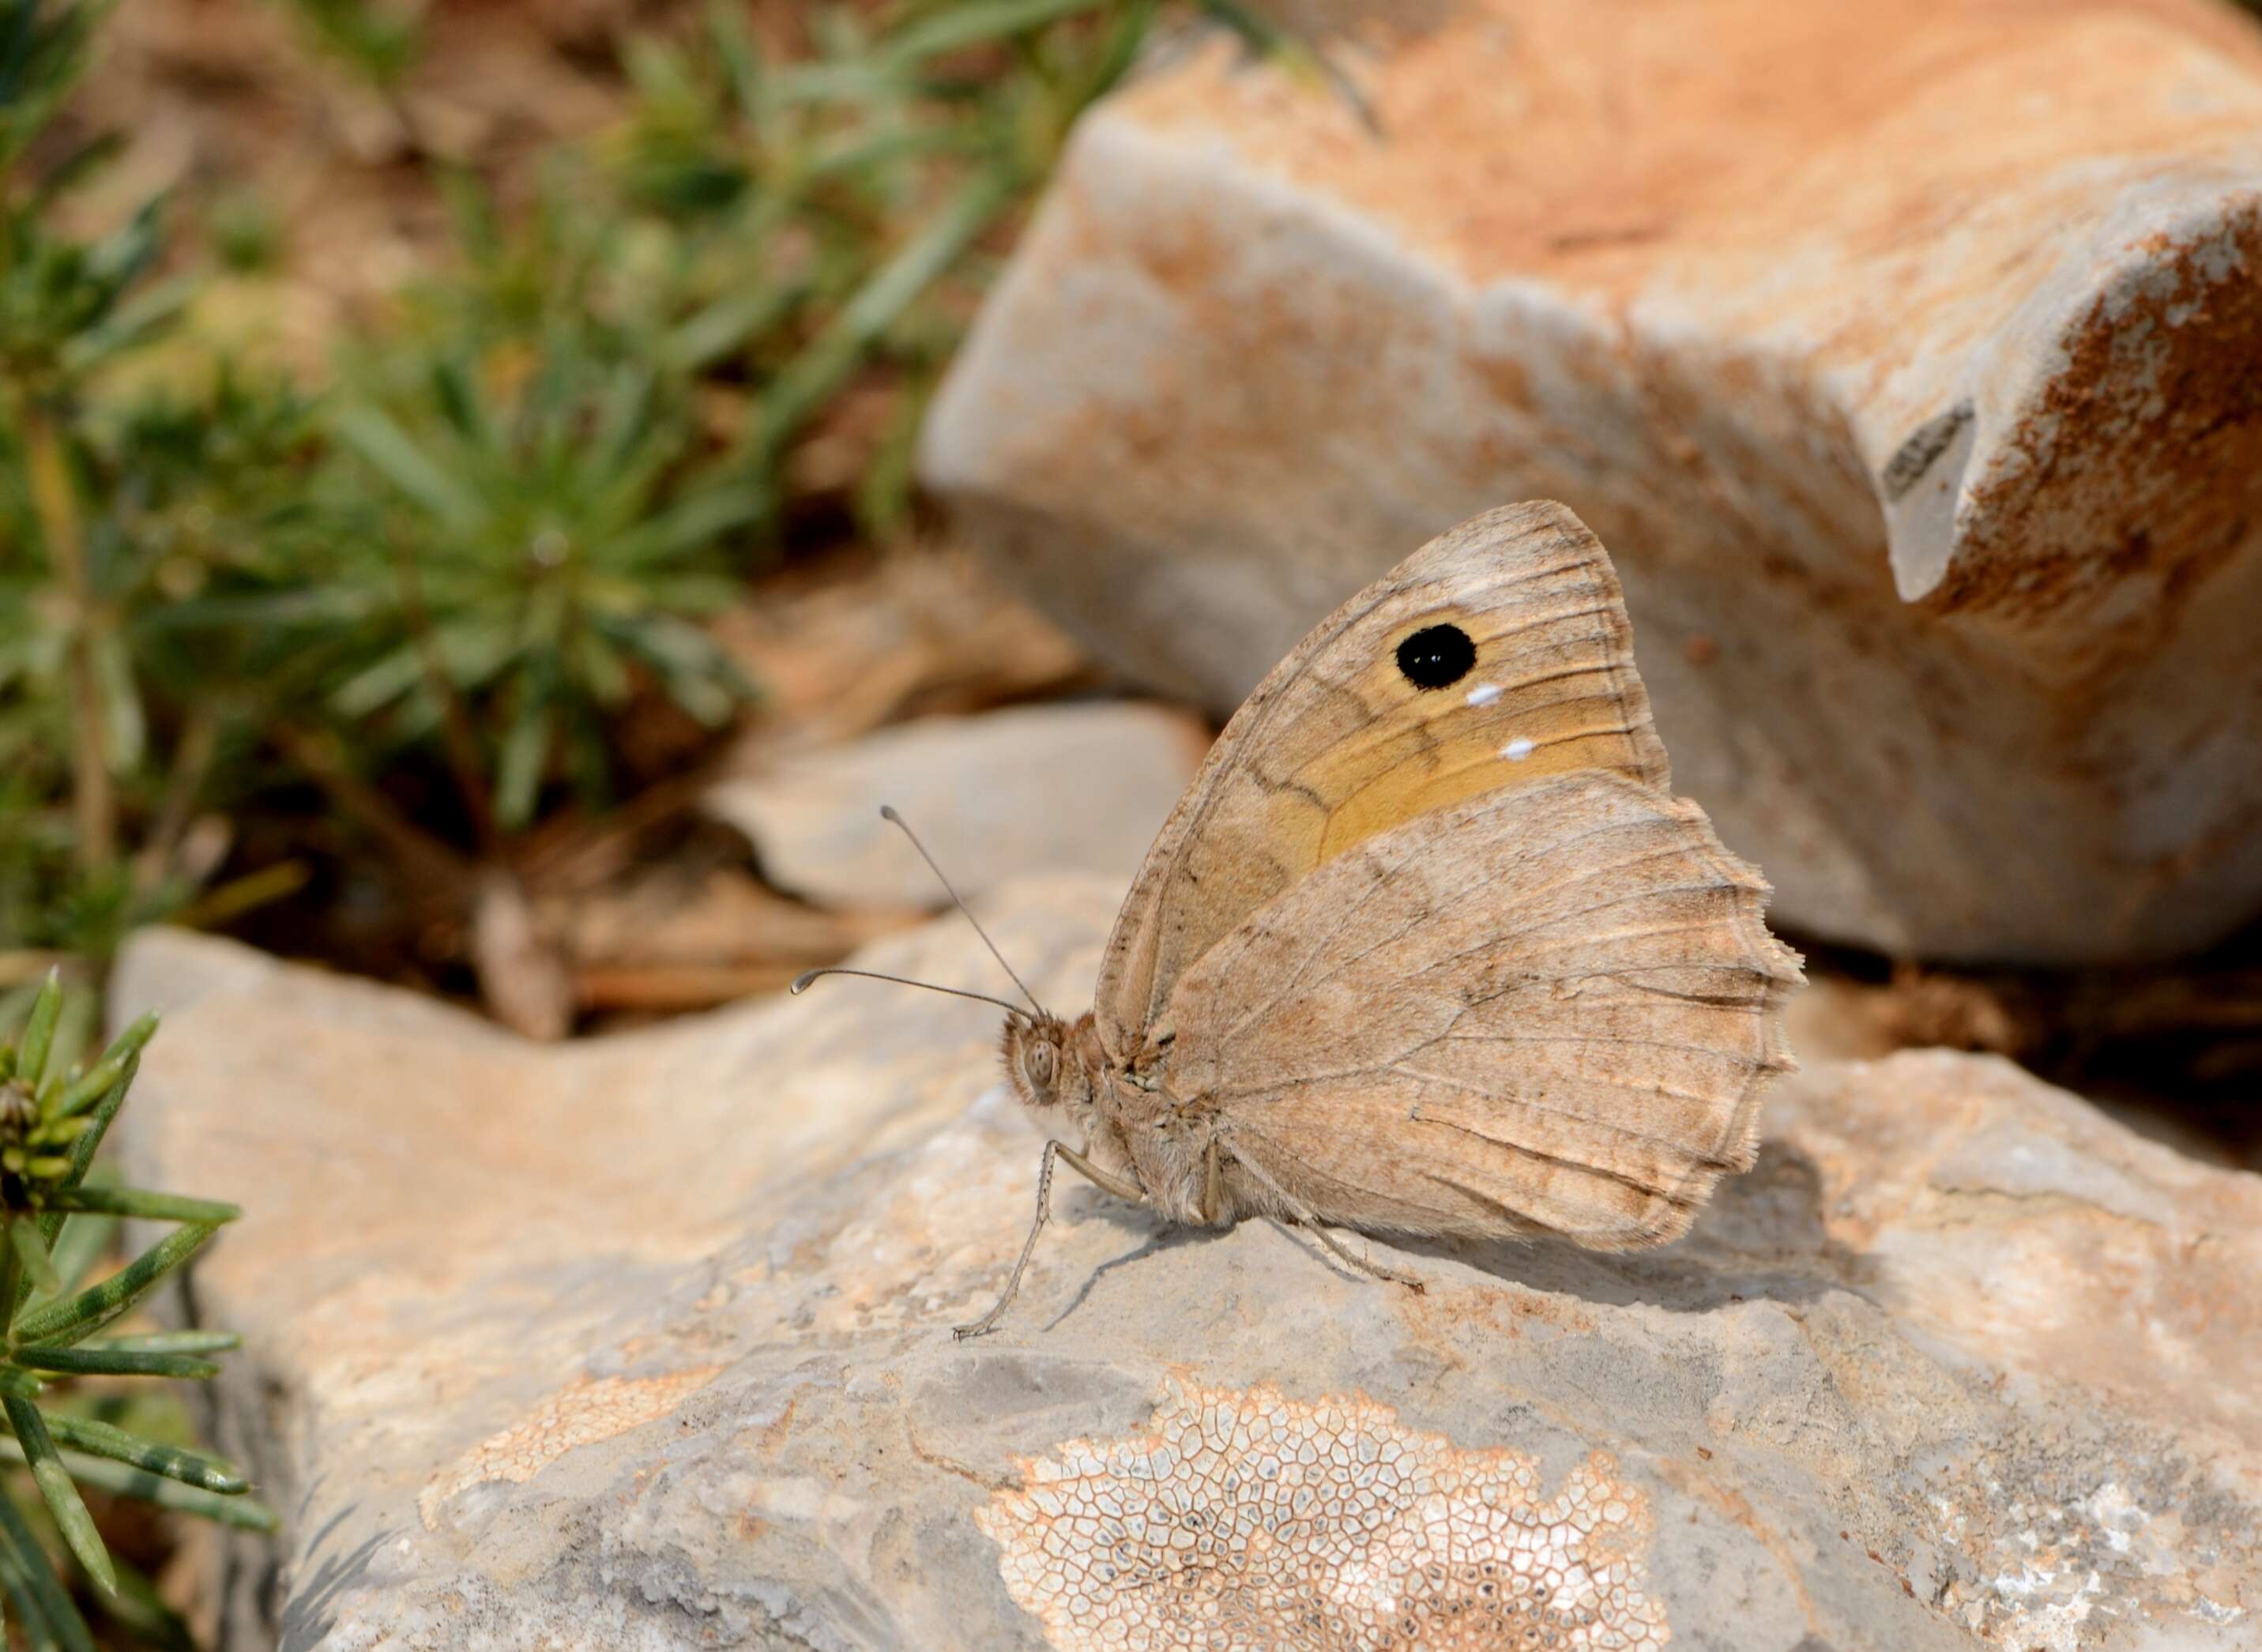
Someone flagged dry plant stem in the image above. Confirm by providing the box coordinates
[269,723,472,894]
[393,542,499,859]
[23,405,114,872]
[954,1138,1144,1341]
[141,703,219,888]
[514,758,733,891]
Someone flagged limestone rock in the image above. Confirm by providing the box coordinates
[111,888,2262,1650]
[706,702,1210,909]
[918,0,2262,965]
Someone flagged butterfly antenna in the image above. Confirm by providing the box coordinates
[879,804,1045,1016]
[789,967,1033,1020]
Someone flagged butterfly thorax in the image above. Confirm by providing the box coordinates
[1098,1034,1229,1226]
[999,1011,1221,1217]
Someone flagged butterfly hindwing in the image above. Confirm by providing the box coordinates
[1164,772,1802,1246]
[1095,501,1672,1061]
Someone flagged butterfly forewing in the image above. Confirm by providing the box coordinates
[1096,502,1671,1061]
[1163,772,1801,1246]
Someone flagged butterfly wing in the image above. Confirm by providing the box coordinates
[1095,501,1671,1063]
[1161,771,1801,1247]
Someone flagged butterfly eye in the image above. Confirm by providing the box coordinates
[1029,1042,1055,1082]
[1395,623,1475,690]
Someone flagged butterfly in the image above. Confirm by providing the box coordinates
[798,501,1802,1336]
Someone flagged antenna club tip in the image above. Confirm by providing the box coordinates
[789,971,821,995]
[879,803,902,823]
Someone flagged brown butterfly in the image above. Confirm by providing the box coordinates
[798,501,1802,1336]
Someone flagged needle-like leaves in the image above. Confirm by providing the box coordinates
[0,1440,278,1532]
[39,1210,116,1295]
[0,985,263,1644]
[83,1329,240,1356]
[14,1222,220,1346]
[14,973,60,1091]
[7,1217,58,1297]
[38,1186,241,1224]
[6,1399,114,1596]
[14,1346,222,1381]
[40,1416,245,1493]
[51,1012,156,1116]
[0,1489,94,1652]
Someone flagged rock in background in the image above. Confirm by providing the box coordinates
[111,890,2262,1650]
[708,702,1211,909]
[919,0,2262,966]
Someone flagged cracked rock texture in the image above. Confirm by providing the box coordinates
[918,0,2262,965]
[111,883,2262,1650]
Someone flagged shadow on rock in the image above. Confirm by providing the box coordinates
[1395,1142,1881,1314]
[277,1507,390,1652]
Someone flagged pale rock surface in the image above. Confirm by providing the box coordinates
[111,890,2262,1650]
[706,702,1210,909]
[919,0,2262,965]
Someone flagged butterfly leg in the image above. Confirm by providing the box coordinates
[954,1139,1146,1341]
[1198,1139,1225,1225]
[1220,1139,1426,1293]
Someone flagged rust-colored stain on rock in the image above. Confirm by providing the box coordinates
[418,1365,724,1529]
[1120,0,2262,293]
[922,0,2262,963]
[979,1380,1667,1650]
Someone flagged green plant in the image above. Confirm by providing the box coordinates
[0,0,183,867]
[167,168,759,849]
[604,0,1182,539]
[0,0,330,972]
[0,0,301,970]
[5,0,1326,1003]
[279,0,422,88]
[0,973,272,1648]
[235,0,1223,852]
[315,332,758,835]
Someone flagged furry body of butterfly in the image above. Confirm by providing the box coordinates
[942,501,1804,1335]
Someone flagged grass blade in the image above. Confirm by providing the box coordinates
[59,1052,133,1187]
[40,1186,241,1225]
[40,1415,246,1494]
[6,1217,57,1297]
[333,403,487,530]
[84,1330,240,1356]
[883,0,1109,65]
[43,1210,115,1295]
[0,1436,278,1531]
[15,970,61,1089]
[754,167,1016,464]
[14,1346,220,1380]
[15,1222,219,1346]
[4,1398,115,1595]
[52,1013,156,1118]
[0,1488,94,1652]
[36,1054,137,1262]
[1,1230,22,1330]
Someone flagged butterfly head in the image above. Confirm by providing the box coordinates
[1001,1013,1075,1112]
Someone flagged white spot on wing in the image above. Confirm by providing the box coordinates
[1465,682,1503,706]
[1503,736,1536,761]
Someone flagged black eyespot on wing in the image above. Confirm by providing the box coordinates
[1395,623,1475,690]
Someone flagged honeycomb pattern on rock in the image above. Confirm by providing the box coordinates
[979,1381,1669,1650]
